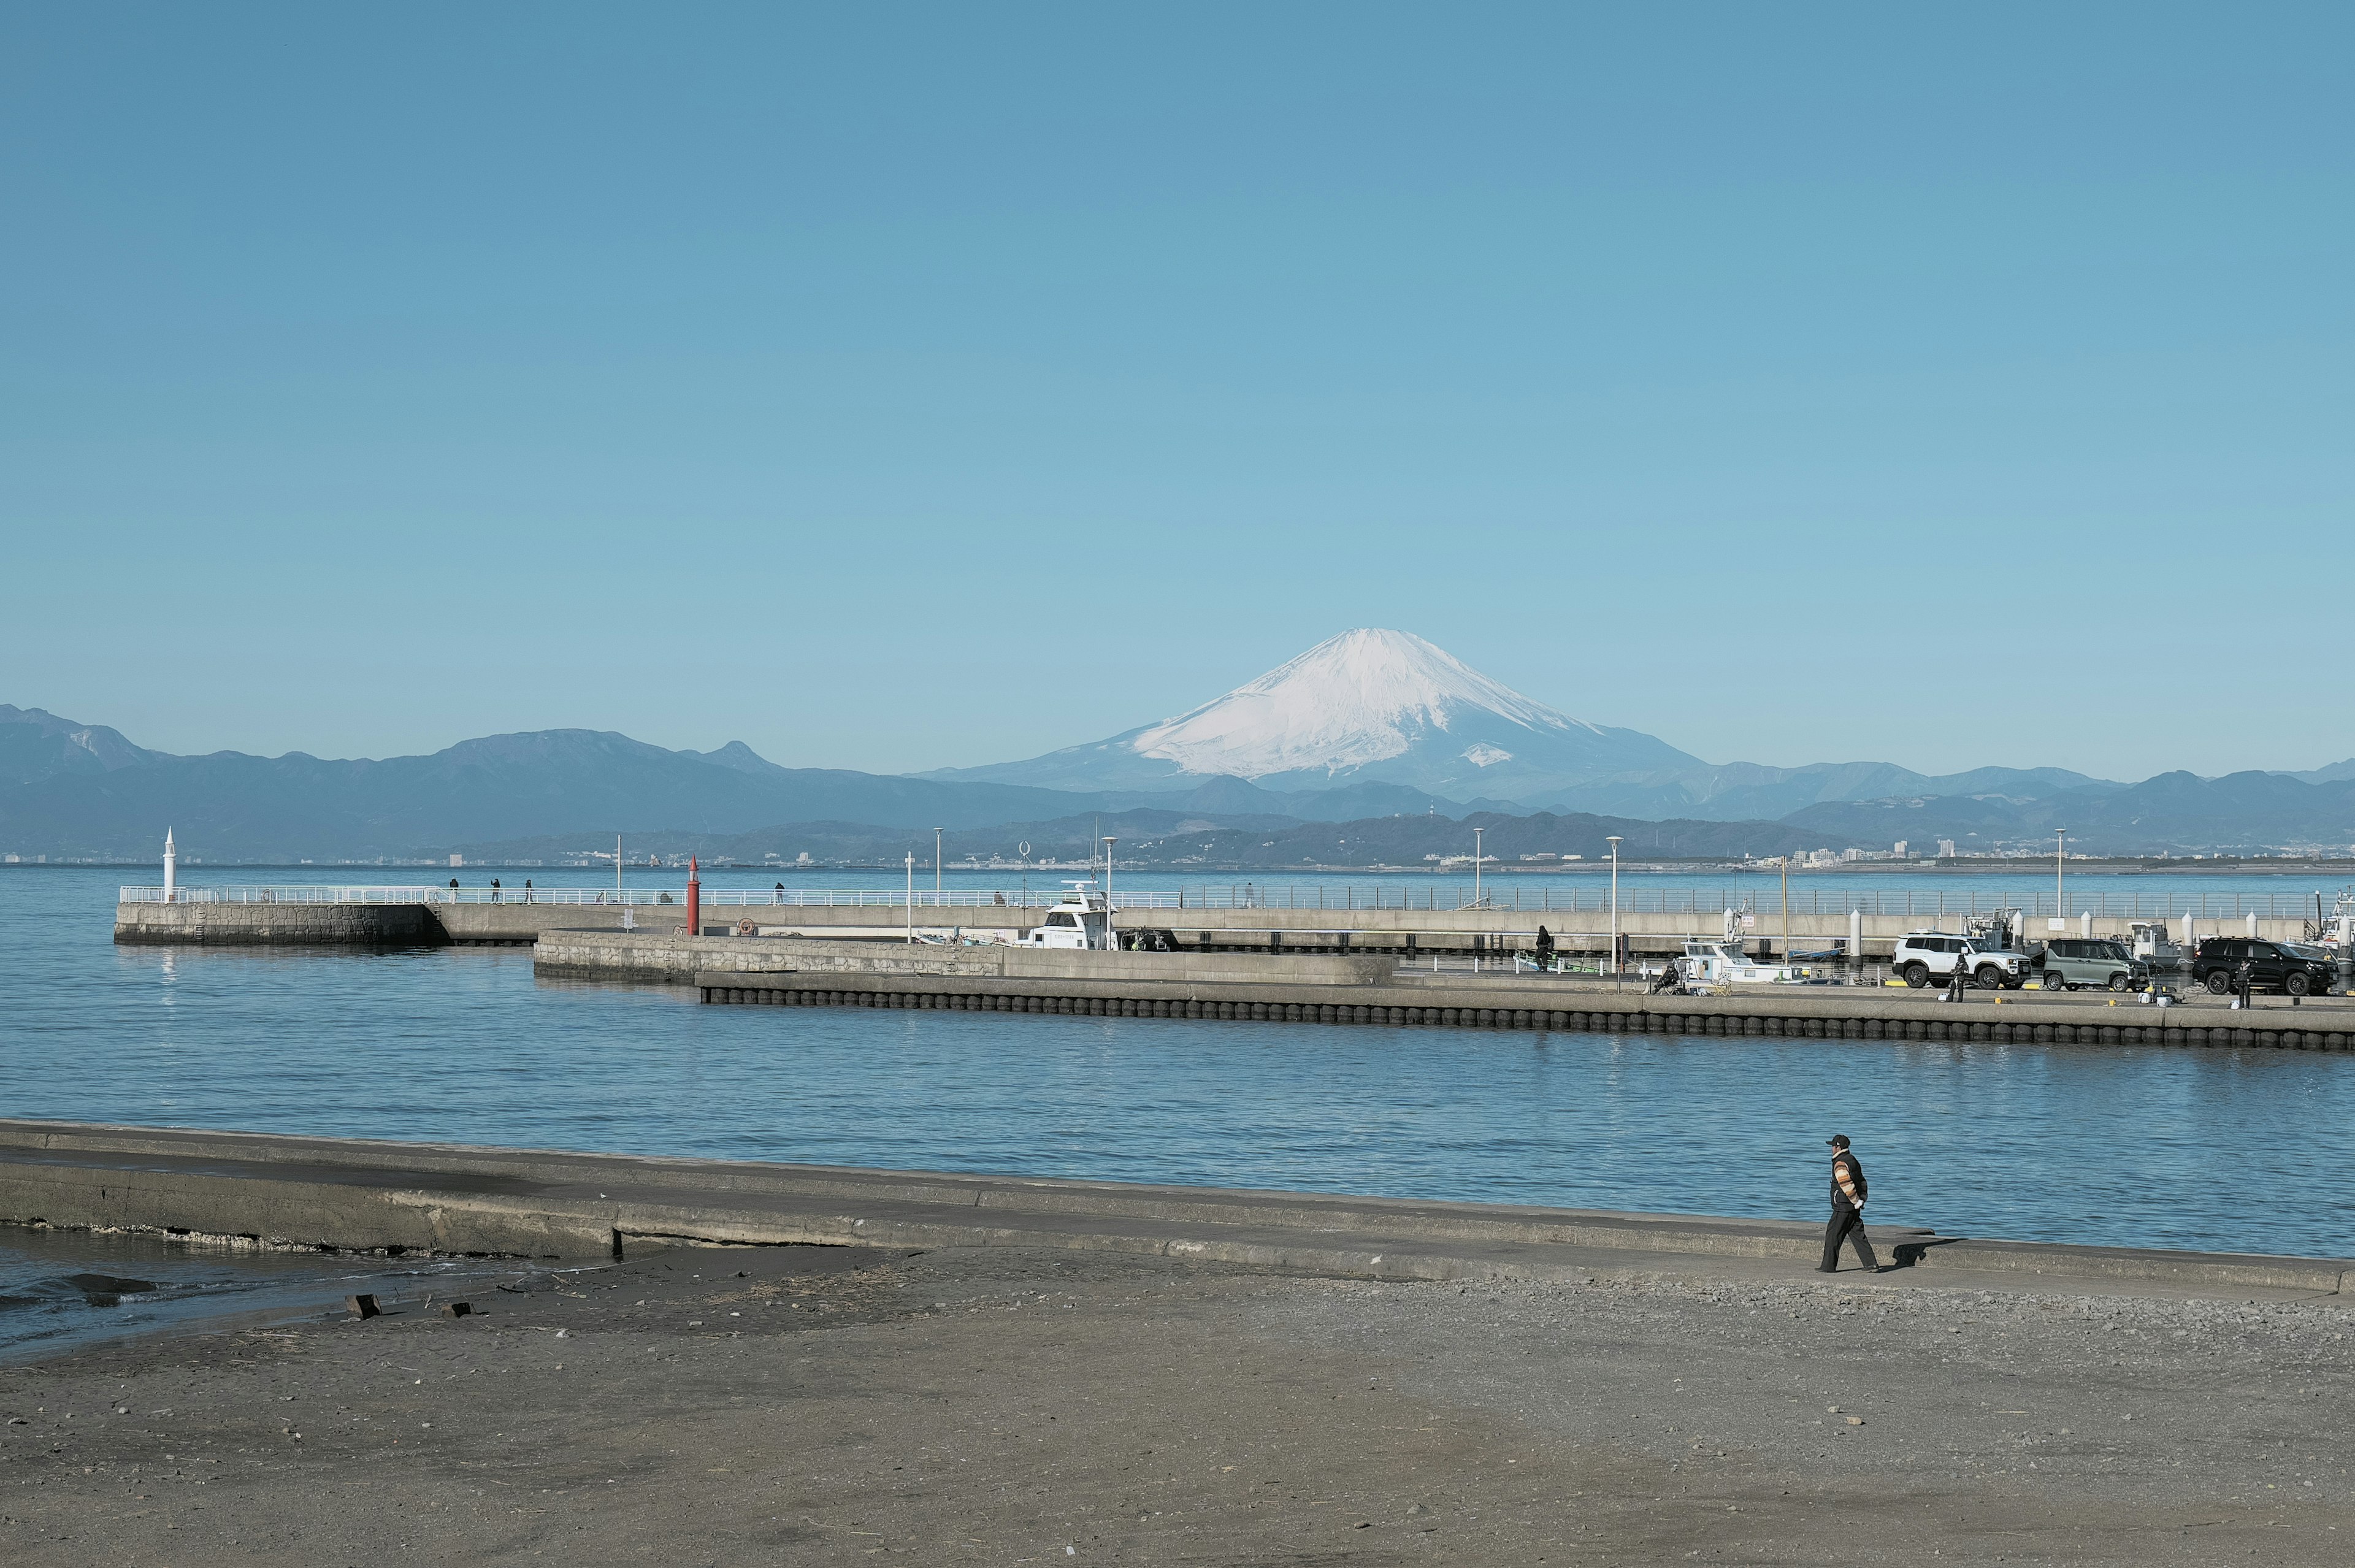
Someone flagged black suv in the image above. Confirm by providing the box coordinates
[2190,938,2337,997]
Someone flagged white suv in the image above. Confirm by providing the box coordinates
[1893,931,2029,990]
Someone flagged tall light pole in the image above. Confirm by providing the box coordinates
[2054,829,2067,921]
[1473,825,1484,908]
[1103,836,1118,949]
[1607,835,1623,978]
[905,851,915,945]
[1781,854,1791,966]
[933,827,944,901]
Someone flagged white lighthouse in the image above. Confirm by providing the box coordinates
[163,828,177,903]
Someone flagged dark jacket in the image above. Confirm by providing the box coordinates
[1831,1150,1868,1214]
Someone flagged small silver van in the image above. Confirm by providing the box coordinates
[2034,938,2146,993]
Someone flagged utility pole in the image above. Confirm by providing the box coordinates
[1607,835,1623,980]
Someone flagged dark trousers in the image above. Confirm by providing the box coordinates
[1819,1208,1879,1272]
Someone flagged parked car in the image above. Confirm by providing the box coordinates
[2189,937,2338,997]
[2033,938,2147,993]
[1892,931,2029,990]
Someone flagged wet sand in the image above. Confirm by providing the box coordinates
[2,1239,2349,1565]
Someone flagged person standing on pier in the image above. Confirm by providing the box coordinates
[1534,925,1555,971]
[1944,944,1971,1001]
[1818,1134,1883,1274]
[490,876,502,904]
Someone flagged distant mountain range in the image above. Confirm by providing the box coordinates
[7,622,2354,864]
[0,703,1490,862]
[1786,770,2355,857]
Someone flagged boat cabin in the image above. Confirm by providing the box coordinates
[1018,881,1114,950]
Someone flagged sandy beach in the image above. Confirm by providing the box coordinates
[4,1236,2349,1566]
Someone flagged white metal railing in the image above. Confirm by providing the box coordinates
[117,882,2337,921]
[120,885,445,905]
[118,884,1185,910]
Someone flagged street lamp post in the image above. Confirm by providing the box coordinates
[905,852,914,945]
[1607,835,1623,981]
[933,827,944,902]
[1781,855,1791,968]
[1102,836,1118,950]
[1473,826,1484,908]
[2055,829,2067,922]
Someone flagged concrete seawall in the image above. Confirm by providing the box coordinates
[124,897,2313,954]
[112,901,443,946]
[114,900,692,947]
[534,928,1397,986]
[2,1120,2343,1295]
[521,927,2355,1052]
[692,968,2355,1051]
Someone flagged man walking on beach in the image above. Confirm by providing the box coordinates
[1818,1134,1882,1274]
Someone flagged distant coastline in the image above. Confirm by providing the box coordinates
[18,855,2355,878]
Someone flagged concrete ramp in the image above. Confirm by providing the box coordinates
[2,1121,2343,1298]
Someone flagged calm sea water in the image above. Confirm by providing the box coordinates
[2,867,2351,1261]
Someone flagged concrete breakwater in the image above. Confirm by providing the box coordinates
[534,927,1395,986]
[113,900,445,946]
[114,898,687,947]
[700,971,2355,1050]
[525,930,2355,1052]
[117,894,2320,954]
[4,1120,2345,1293]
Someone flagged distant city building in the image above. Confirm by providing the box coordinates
[449,853,464,867]
[1893,841,1909,857]
[1937,839,1958,858]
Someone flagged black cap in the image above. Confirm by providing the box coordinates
[1826,1134,1850,1149]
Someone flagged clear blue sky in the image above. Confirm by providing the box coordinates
[4,4,2348,782]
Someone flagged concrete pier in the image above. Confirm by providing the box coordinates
[120,893,2324,954]
[111,900,442,946]
[521,929,2355,1052]
[691,968,2355,1050]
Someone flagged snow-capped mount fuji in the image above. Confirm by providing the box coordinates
[925,629,1701,800]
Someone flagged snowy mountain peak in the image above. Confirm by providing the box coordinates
[920,629,1702,798]
[1131,629,1599,779]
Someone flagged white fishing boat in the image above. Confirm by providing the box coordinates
[1015,881,1116,950]
[1672,910,1811,988]
[2127,919,2183,973]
